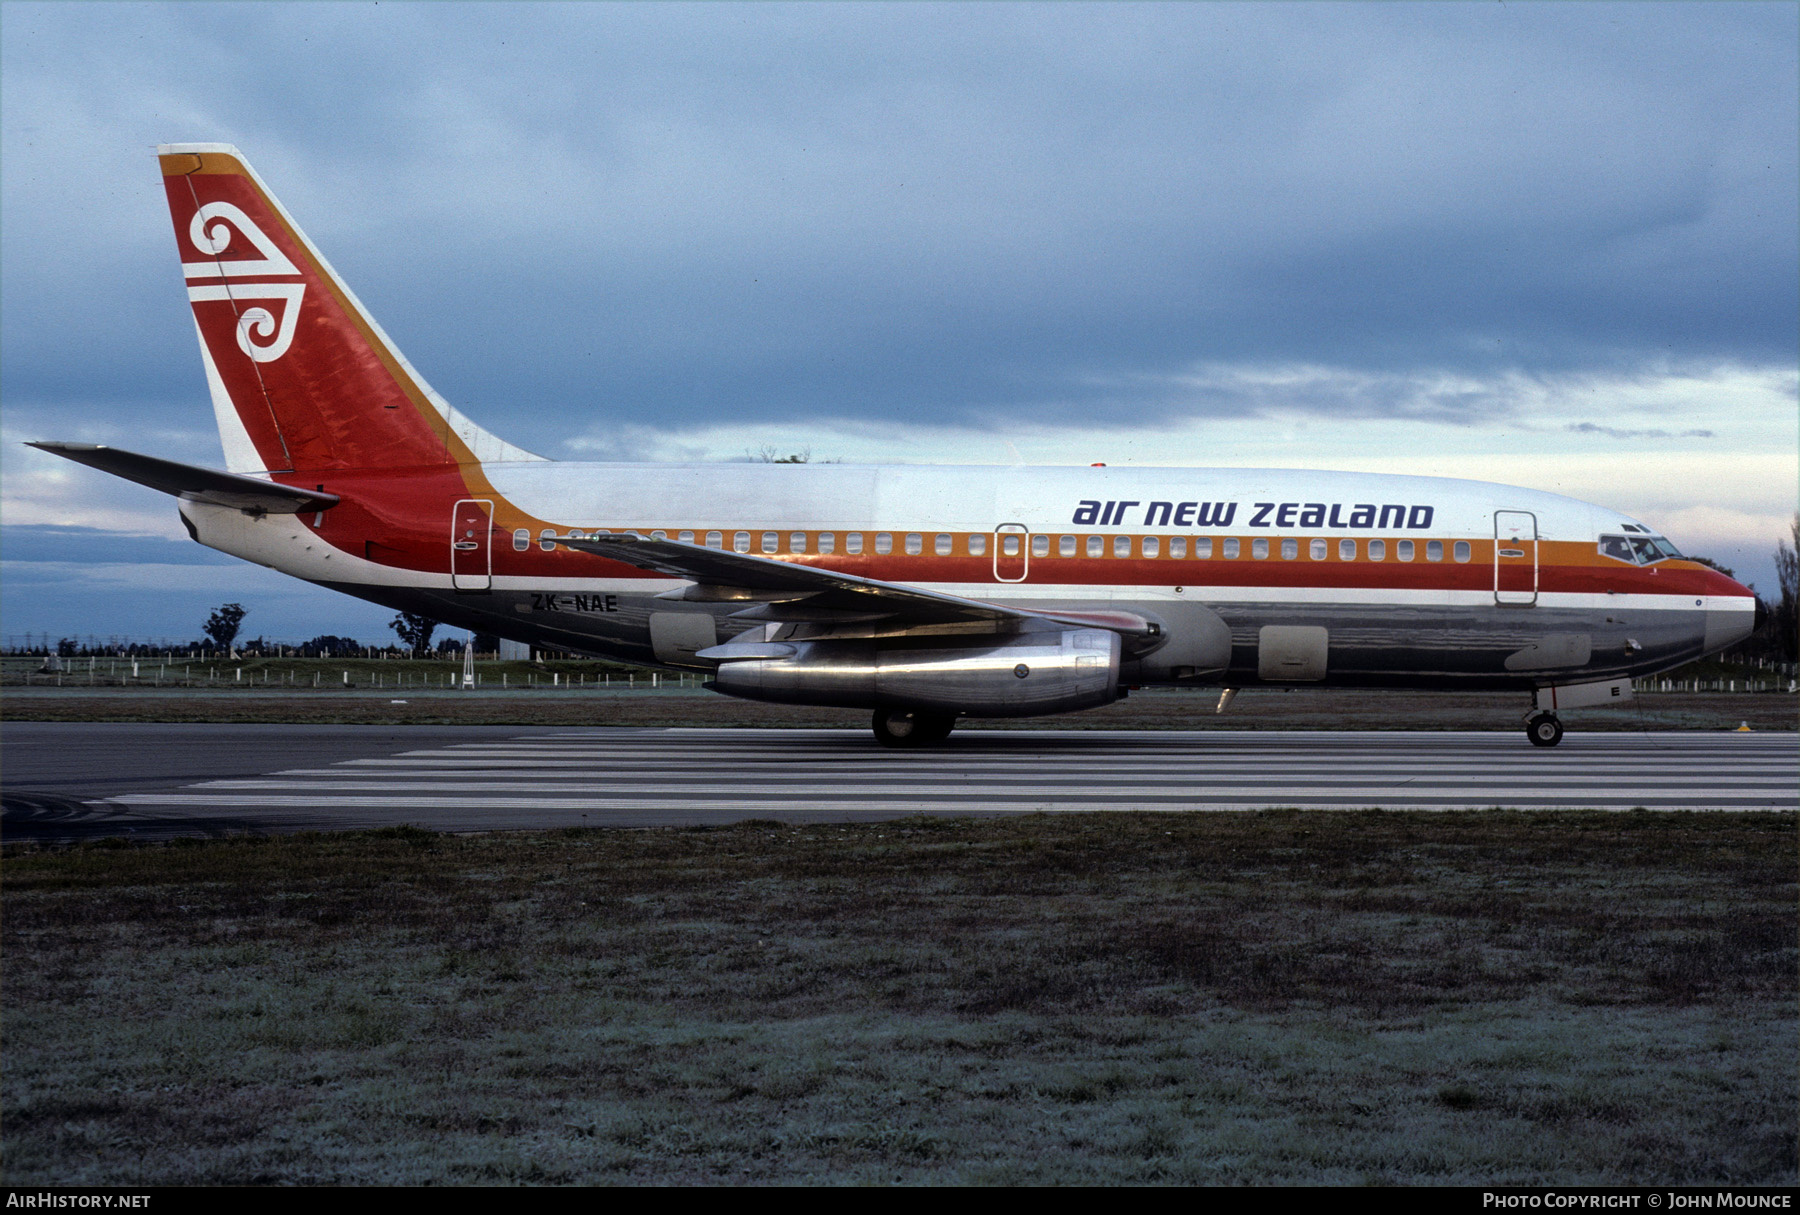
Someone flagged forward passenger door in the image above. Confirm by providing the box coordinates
[1494,510,1537,606]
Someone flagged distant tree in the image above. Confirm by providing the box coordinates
[389,611,439,655]
[750,445,838,464]
[56,637,79,657]
[304,634,362,657]
[203,603,248,652]
[472,631,499,655]
[1774,514,1798,662]
[1688,555,1736,579]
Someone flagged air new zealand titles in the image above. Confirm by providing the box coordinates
[1070,501,1435,530]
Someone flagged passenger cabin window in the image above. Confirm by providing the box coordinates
[1031,534,1049,557]
[513,528,530,552]
[1142,536,1160,559]
[1171,537,1189,560]
[1222,538,1240,559]
[1280,538,1298,560]
[734,531,751,553]
[1001,534,1021,556]
[1397,540,1414,561]
[705,530,722,548]
[818,533,836,554]
[875,533,893,555]
[846,533,864,555]
[1114,535,1132,558]
[1087,536,1104,558]
[678,530,695,543]
[968,534,986,556]
[1453,540,1471,563]
[1368,539,1385,561]
[905,533,923,555]
[540,529,557,552]
[1060,535,1076,557]
[762,532,779,554]
[790,532,807,553]
[652,530,667,540]
[1309,539,1327,560]
[1252,538,1269,560]
[935,534,952,556]
[1426,540,1444,562]
[1338,539,1355,561]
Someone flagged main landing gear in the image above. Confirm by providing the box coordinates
[1524,711,1564,748]
[872,708,956,748]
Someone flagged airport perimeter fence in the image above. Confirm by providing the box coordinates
[3,653,1795,693]
[1633,675,1798,694]
[0,655,698,691]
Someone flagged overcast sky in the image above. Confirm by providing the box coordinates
[2,1,1795,644]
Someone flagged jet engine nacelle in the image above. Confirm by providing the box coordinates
[709,628,1122,717]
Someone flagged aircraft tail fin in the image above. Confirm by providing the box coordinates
[157,143,542,474]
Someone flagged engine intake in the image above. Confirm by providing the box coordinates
[709,628,1121,717]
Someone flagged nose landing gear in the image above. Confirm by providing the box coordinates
[1525,711,1564,748]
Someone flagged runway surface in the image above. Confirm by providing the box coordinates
[3,723,1792,841]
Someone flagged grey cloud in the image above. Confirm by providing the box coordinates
[2,2,1794,448]
[1565,423,1717,440]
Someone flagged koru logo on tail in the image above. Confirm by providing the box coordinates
[182,202,305,363]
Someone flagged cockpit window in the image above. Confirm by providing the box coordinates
[1599,534,1635,563]
[1600,533,1682,565]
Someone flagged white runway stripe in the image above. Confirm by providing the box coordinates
[277,761,1792,778]
[197,774,1783,790]
[100,728,1798,820]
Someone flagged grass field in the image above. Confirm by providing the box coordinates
[4,812,1794,1185]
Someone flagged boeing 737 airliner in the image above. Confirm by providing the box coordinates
[32,145,1762,746]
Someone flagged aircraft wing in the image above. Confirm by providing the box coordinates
[561,532,1159,639]
[27,443,340,514]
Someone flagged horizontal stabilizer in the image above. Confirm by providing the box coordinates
[27,442,340,514]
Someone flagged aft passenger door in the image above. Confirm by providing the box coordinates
[1494,510,1537,606]
[452,498,494,592]
[993,523,1029,583]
